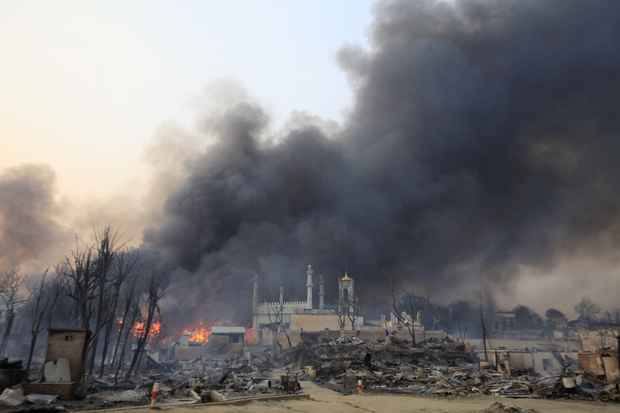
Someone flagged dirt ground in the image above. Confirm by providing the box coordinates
[106,381,620,413]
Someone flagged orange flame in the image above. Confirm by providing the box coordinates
[133,321,161,338]
[183,323,211,344]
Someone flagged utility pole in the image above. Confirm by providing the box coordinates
[479,275,489,362]
[480,302,488,362]
[616,334,620,370]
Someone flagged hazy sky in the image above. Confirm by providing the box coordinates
[0,1,373,200]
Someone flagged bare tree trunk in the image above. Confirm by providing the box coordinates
[111,276,137,368]
[271,327,278,352]
[135,347,146,372]
[272,327,283,352]
[79,299,89,329]
[110,324,124,370]
[480,304,488,362]
[0,311,15,357]
[88,226,118,375]
[88,294,105,374]
[390,280,416,347]
[114,305,138,383]
[284,330,292,348]
[0,268,25,358]
[125,301,156,380]
[111,298,132,368]
[98,285,121,376]
[26,334,38,371]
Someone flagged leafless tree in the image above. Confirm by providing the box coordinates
[0,268,26,356]
[124,268,168,380]
[58,238,102,382]
[346,295,361,331]
[98,248,138,376]
[390,278,417,347]
[60,242,98,329]
[262,286,293,351]
[111,271,140,376]
[87,226,122,374]
[336,295,349,332]
[114,294,141,384]
[265,301,291,351]
[25,270,61,370]
[337,286,360,333]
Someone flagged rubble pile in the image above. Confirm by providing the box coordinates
[286,334,618,401]
[80,353,290,409]
[287,335,477,395]
[482,401,539,413]
[0,350,295,411]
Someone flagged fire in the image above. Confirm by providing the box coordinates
[132,321,161,338]
[183,323,211,344]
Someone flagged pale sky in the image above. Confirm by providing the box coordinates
[0,1,373,201]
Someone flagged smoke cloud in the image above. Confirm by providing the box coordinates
[144,0,620,317]
[0,164,69,272]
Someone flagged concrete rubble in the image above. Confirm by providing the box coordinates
[278,334,620,402]
[0,387,25,407]
[482,401,539,413]
[4,327,620,410]
[0,349,300,411]
[61,352,299,410]
[25,394,59,405]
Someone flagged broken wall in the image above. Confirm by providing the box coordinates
[602,356,620,383]
[290,314,339,331]
[46,329,89,382]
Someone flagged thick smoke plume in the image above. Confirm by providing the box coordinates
[146,0,620,317]
[0,164,68,271]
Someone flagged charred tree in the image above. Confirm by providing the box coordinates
[60,243,97,330]
[265,286,289,351]
[346,295,360,332]
[390,278,417,347]
[26,270,60,370]
[98,248,136,376]
[480,303,488,361]
[0,268,25,357]
[114,299,140,384]
[88,226,120,375]
[124,269,167,380]
[111,273,139,371]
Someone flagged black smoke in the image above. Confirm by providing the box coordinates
[145,0,620,317]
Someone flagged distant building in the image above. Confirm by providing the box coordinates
[251,265,364,344]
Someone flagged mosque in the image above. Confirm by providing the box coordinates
[251,265,363,337]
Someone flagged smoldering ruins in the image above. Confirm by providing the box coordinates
[1,0,620,411]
